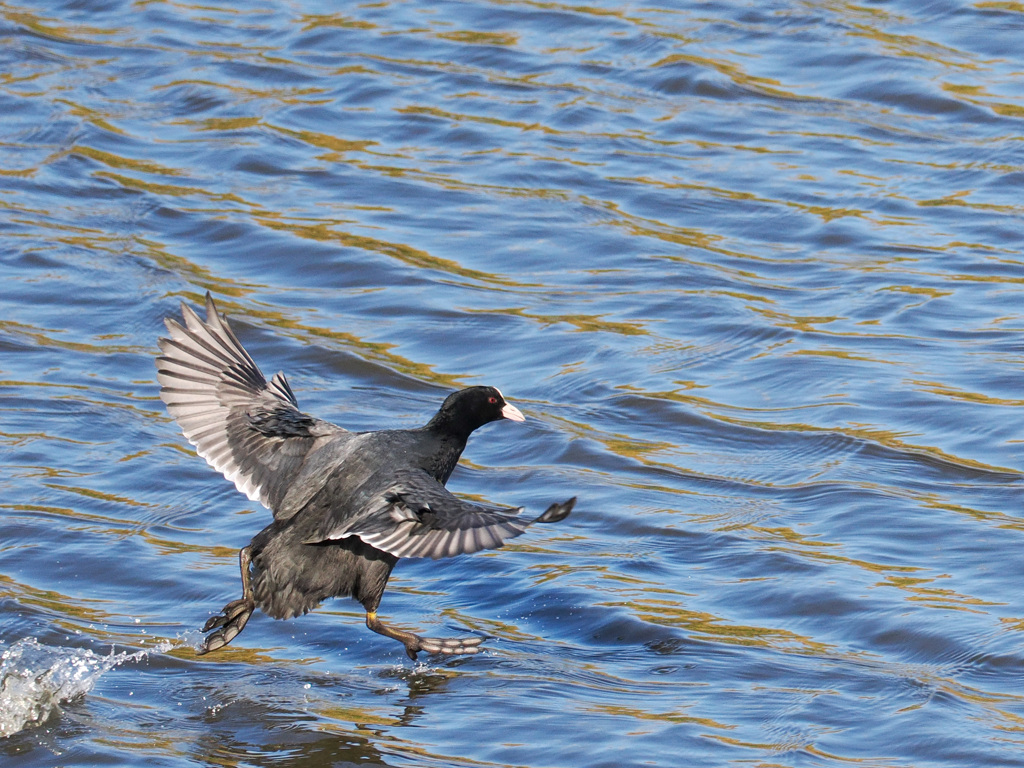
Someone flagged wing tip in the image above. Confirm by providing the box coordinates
[535,496,576,524]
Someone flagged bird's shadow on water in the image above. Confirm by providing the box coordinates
[182,651,483,768]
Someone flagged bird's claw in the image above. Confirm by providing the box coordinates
[404,634,485,661]
[198,598,254,654]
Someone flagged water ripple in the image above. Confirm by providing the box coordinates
[3,0,1024,766]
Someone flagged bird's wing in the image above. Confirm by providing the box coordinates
[156,292,342,516]
[319,468,575,560]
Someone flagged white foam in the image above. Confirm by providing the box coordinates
[0,637,171,739]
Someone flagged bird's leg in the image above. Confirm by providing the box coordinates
[365,611,485,661]
[198,546,255,655]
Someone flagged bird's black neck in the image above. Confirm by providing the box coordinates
[419,429,467,484]
[424,410,476,444]
[411,417,468,483]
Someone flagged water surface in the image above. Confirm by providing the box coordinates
[3,1,1024,766]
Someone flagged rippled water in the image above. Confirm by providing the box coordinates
[3,0,1024,765]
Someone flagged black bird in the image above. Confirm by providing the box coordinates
[156,294,575,660]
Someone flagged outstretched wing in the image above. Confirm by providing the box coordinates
[156,292,342,515]
[322,468,575,560]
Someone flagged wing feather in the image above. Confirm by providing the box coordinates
[156,293,342,516]
[322,468,573,560]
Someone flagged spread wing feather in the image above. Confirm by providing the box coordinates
[156,293,340,515]
[327,469,575,560]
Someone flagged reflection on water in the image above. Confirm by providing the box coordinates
[3,0,1024,766]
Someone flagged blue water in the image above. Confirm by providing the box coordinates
[3,1,1024,765]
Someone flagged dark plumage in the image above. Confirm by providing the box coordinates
[156,293,575,660]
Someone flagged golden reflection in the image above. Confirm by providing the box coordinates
[253,213,527,289]
[140,530,240,561]
[847,22,977,70]
[610,174,872,225]
[701,733,786,754]
[2,8,118,43]
[465,306,649,336]
[787,348,884,363]
[943,82,988,97]
[189,116,262,132]
[900,672,1024,733]
[354,160,572,202]
[710,734,860,764]
[398,104,559,135]
[543,412,679,472]
[178,642,284,665]
[199,291,467,389]
[941,79,1024,118]
[117,449,153,464]
[876,574,1003,612]
[87,726,184,757]
[750,306,844,333]
[749,525,839,551]
[42,483,153,509]
[2,499,193,550]
[300,13,378,30]
[145,248,262,299]
[611,383,1021,476]
[528,562,651,587]
[267,124,378,159]
[438,607,538,643]
[976,1,1024,11]
[601,596,836,654]
[0,424,95,447]
[154,78,329,103]
[436,30,519,46]
[0,573,115,624]
[94,171,249,204]
[913,379,1024,407]
[917,496,1024,534]
[1000,616,1024,631]
[917,191,1018,213]
[0,318,145,355]
[601,202,742,258]
[314,705,400,729]
[651,53,818,102]
[743,524,923,579]
[55,98,128,137]
[880,284,952,301]
[977,100,1024,120]
[588,703,734,731]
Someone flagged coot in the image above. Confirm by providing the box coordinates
[156,294,575,660]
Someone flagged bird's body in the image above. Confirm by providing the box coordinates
[156,294,574,659]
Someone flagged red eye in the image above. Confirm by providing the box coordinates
[488,396,498,404]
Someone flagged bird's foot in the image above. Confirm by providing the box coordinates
[197,597,254,655]
[402,633,485,662]
[366,611,485,661]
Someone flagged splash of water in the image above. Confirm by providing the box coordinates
[0,637,171,739]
